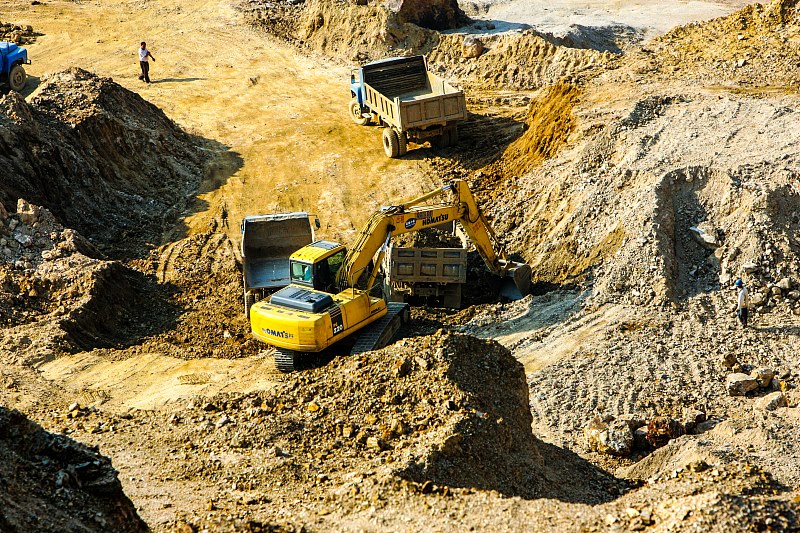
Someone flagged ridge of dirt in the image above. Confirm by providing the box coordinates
[639,0,800,88]
[481,58,800,309]
[0,406,147,532]
[239,0,612,90]
[0,68,205,258]
[0,201,171,365]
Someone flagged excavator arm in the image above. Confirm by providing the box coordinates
[336,180,531,298]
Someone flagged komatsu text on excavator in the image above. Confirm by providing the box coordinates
[249,180,531,371]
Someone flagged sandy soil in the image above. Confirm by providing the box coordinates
[0,0,442,407]
[3,0,800,530]
[5,0,436,244]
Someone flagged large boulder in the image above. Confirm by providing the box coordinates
[385,0,468,30]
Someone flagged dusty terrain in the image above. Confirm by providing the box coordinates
[2,0,800,531]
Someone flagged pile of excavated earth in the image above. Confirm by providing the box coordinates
[2,0,800,530]
[0,20,34,44]
[0,406,146,532]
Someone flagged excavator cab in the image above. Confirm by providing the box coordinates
[288,241,348,294]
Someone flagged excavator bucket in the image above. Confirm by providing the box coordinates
[499,261,531,300]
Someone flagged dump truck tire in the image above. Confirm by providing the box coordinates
[398,131,408,156]
[9,64,26,92]
[382,128,400,158]
[431,133,448,149]
[350,99,369,126]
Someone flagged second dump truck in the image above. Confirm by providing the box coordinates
[349,55,467,158]
[382,229,468,309]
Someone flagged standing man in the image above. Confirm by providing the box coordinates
[734,278,750,328]
[138,42,155,83]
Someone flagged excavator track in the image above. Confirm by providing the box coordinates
[350,302,410,355]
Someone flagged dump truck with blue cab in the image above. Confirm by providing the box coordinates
[349,55,467,158]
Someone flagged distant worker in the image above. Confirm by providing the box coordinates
[138,41,155,83]
[734,278,750,328]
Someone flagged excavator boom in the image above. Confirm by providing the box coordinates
[249,179,530,371]
[337,180,531,298]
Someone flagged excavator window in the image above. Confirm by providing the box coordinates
[313,250,346,293]
[290,261,314,287]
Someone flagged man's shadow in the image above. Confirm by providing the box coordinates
[150,77,205,84]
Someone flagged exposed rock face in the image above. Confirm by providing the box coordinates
[385,0,468,30]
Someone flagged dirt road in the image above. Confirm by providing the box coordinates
[7,0,437,243]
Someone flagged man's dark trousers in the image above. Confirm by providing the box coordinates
[140,61,150,83]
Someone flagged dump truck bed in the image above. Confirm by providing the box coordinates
[244,258,291,289]
[382,245,467,308]
[241,212,315,291]
[361,56,466,132]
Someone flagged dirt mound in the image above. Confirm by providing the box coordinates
[481,85,800,309]
[428,32,611,90]
[0,20,35,44]
[240,0,611,90]
[0,201,170,365]
[0,69,205,258]
[135,231,261,360]
[494,82,580,177]
[629,0,800,88]
[157,331,617,519]
[0,406,146,532]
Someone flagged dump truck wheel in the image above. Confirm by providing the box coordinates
[382,128,400,158]
[8,65,26,92]
[349,99,369,126]
[431,133,448,149]
[397,131,408,156]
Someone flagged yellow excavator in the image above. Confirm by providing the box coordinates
[249,179,531,371]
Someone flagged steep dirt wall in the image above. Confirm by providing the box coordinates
[484,89,800,307]
[0,68,205,258]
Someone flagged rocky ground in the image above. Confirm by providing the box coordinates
[2,0,800,531]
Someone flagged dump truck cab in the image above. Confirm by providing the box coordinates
[0,42,30,92]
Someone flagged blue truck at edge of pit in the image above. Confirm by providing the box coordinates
[0,41,30,92]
